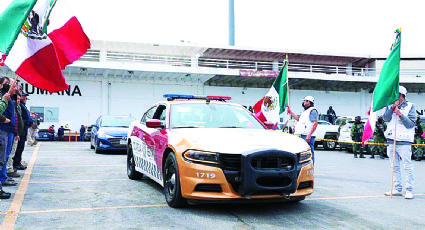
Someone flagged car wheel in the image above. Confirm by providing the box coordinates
[164,153,186,208]
[94,139,101,154]
[127,143,143,180]
[323,140,336,150]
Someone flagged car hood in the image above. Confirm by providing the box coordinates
[99,127,129,136]
[169,128,310,155]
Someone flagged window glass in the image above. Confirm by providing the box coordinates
[101,116,133,127]
[169,103,264,129]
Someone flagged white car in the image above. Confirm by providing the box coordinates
[313,120,340,150]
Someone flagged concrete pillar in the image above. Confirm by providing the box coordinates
[101,71,110,115]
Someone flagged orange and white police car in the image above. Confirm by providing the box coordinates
[126,94,313,207]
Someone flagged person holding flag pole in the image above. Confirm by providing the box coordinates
[361,29,415,199]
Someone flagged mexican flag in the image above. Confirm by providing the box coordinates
[253,57,289,124]
[0,0,37,65]
[2,0,90,93]
[362,29,401,144]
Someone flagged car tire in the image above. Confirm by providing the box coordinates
[164,153,186,208]
[323,139,337,150]
[94,139,101,154]
[127,143,143,180]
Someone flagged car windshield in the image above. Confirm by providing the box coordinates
[101,116,133,127]
[169,103,265,129]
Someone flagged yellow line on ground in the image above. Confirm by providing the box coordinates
[1,143,41,230]
[29,179,128,184]
[35,164,125,168]
[18,204,168,214]
[307,193,425,201]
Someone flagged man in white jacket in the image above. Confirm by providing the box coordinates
[382,86,416,199]
[287,96,318,163]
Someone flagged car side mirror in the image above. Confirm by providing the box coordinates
[263,121,275,129]
[146,119,164,129]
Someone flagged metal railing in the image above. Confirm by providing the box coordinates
[78,49,425,77]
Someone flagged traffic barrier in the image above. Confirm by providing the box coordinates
[315,138,425,147]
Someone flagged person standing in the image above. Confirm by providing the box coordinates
[383,86,415,199]
[13,92,33,171]
[27,112,40,146]
[351,116,364,158]
[57,126,65,141]
[413,115,425,161]
[371,116,387,159]
[327,106,336,124]
[80,125,86,142]
[48,125,55,141]
[287,96,318,163]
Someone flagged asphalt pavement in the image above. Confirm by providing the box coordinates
[0,142,424,230]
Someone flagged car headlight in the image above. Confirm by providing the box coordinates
[297,150,312,163]
[98,131,114,138]
[183,150,219,165]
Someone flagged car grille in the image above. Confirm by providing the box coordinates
[107,137,126,146]
[194,184,223,193]
[219,154,241,170]
[251,156,294,170]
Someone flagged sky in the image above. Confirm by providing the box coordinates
[50,0,425,57]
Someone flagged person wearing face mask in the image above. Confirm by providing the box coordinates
[382,85,416,199]
[286,96,318,163]
[351,116,365,158]
[0,76,18,198]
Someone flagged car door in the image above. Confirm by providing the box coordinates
[131,105,164,184]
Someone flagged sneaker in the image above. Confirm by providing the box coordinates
[384,190,403,196]
[2,180,17,186]
[0,190,11,199]
[7,171,20,178]
[405,191,413,199]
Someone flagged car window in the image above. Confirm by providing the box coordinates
[101,116,133,127]
[169,103,264,129]
[141,106,157,124]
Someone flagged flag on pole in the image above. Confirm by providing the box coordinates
[254,56,289,124]
[0,0,37,65]
[3,0,90,93]
[362,29,401,144]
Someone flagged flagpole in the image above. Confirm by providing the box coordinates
[390,117,397,198]
[285,54,290,114]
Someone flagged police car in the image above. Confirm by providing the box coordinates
[126,94,314,207]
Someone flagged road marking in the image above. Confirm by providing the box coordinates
[29,179,128,184]
[35,164,125,168]
[1,143,41,230]
[307,193,425,201]
[18,204,168,214]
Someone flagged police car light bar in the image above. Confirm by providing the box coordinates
[163,94,231,101]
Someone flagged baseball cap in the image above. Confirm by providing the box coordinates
[301,96,315,103]
[399,85,407,95]
[22,92,29,96]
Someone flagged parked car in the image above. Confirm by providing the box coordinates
[90,115,133,153]
[127,94,314,207]
[313,120,340,150]
[36,129,55,141]
[84,126,93,141]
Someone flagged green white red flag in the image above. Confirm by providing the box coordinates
[1,0,90,93]
[253,56,289,124]
[362,29,401,143]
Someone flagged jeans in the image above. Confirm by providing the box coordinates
[301,135,315,163]
[387,143,414,192]
[0,132,14,182]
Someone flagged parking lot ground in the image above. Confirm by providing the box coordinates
[0,142,424,229]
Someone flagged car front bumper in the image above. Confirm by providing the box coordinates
[178,150,314,201]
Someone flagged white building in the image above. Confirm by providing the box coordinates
[1,40,425,131]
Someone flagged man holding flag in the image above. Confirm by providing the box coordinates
[287,96,318,163]
[382,86,416,199]
[362,29,415,199]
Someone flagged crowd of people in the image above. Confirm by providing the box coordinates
[0,77,33,199]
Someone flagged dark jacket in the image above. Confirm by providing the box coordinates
[0,97,16,133]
